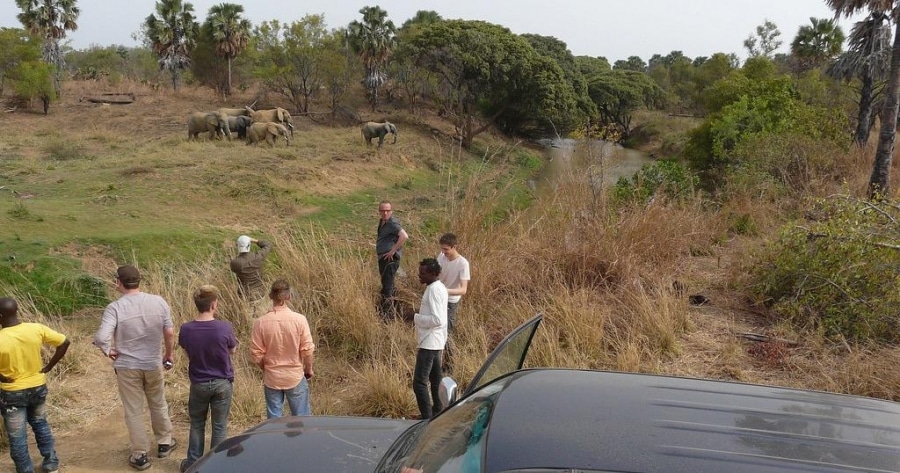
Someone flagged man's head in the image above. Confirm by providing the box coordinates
[378,201,393,222]
[418,258,442,285]
[116,265,142,290]
[193,284,220,313]
[269,279,292,305]
[439,233,459,258]
[0,297,18,327]
[237,235,252,253]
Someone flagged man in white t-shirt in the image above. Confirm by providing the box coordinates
[436,233,470,373]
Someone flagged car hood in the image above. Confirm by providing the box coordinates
[188,415,418,473]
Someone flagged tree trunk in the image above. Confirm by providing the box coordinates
[226,55,233,96]
[868,21,900,199]
[171,69,180,92]
[855,72,874,147]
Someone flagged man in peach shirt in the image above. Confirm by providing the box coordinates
[250,279,316,418]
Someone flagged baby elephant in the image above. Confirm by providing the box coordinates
[362,121,398,148]
[247,122,291,147]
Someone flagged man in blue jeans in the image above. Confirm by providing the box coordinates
[178,285,238,473]
[0,297,70,473]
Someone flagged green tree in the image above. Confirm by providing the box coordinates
[583,68,665,140]
[0,27,41,96]
[522,34,595,135]
[791,17,845,71]
[320,29,353,113]
[829,0,900,198]
[347,6,396,111]
[15,0,79,97]
[392,11,443,113]
[206,3,250,96]
[408,20,575,148]
[254,16,335,113]
[13,59,55,114]
[142,0,199,91]
[827,12,891,147]
[613,55,647,72]
[744,19,782,59]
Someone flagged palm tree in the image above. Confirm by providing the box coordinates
[827,12,891,147]
[828,0,900,198]
[791,17,845,71]
[206,3,250,96]
[143,0,199,91]
[348,6,397,111]
[15,0,80,97]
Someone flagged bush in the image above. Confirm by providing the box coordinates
[750,195,900,343]
[612,159,698,205]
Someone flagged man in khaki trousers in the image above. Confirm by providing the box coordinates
[94,265,178,471]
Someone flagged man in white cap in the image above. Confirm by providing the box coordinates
[229,235,273,299]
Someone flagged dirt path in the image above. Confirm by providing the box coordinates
[0,406,190,473]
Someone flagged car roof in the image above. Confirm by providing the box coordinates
[483,369,900,473]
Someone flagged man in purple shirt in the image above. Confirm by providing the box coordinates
[177,285,238,473]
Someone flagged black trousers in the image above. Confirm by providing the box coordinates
[413,348,443,419]
[378,255,400,318]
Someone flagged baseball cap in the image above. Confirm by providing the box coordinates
[116,265,142,285]
[237,235,252,253]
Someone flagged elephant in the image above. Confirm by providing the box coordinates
[188,111,232,140]
[247,122,291,147]
[218,106,252,117]
[362,121,398,148]
[227,115,252,139]
[249,108,294,136]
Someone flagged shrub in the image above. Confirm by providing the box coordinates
[612,159,698,205]
[750,195,900,343]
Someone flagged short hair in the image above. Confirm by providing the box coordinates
[0,297,17,318]
[419,258,441,276]
[439,233,458,247]
[193,285,219,312]
[116,265,142,289]
[269,279,292,304]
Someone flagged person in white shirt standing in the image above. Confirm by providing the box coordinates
[436,233,470,373]
[412,258,447,419]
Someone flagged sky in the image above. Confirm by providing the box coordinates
[0,0,867,63]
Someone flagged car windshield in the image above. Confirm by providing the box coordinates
[377,382,503,473]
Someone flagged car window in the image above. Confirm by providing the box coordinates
[466,314,541,396]
[393,383,502,473]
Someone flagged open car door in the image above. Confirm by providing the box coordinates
[464,314,542,397]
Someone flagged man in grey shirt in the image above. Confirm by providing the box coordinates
[229,235,273,299]
[93,265,177,471]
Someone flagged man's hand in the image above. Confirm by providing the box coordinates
[108,349,119,361]
[382,250,395,261]
[304,369,314,380]
[0,373,13,383]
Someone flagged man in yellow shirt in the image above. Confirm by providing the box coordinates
[0,297,70,473]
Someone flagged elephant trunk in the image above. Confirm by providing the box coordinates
[392,131,398,144]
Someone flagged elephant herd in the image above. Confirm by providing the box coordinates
[187,106,398,149]
[187,106,293,146]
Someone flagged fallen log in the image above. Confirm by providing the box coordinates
[80,93,136,104]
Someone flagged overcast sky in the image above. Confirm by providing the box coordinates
[0,0,866,62]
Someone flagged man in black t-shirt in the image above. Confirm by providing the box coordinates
[376,201,408,319]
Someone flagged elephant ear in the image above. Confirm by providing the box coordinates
[267,123,280,135]
[276,108,286,121]
[206,114,218,126]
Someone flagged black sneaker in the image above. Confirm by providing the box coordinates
[129,453,151,471]
[158,438,178,458]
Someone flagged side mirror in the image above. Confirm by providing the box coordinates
[439,376,458,407]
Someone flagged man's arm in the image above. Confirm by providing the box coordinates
[302,352,315,379]
[93,306,117,358]
[42,339,70,374]
[255,239,273,259]
[385,228,409,259]
[249,323,266,368]
[414,285,444,329]
[163,326,175,368]
[448,279,468,297]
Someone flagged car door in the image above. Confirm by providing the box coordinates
[464,313,542,397]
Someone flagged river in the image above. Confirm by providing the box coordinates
[531,139,654,193]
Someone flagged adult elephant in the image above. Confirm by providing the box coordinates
[249,108,294,136]
[362,121,398,148]
[218,106,252,117]
[188,111,231,140]
[228,116,252,139]
[247,122,291,147]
